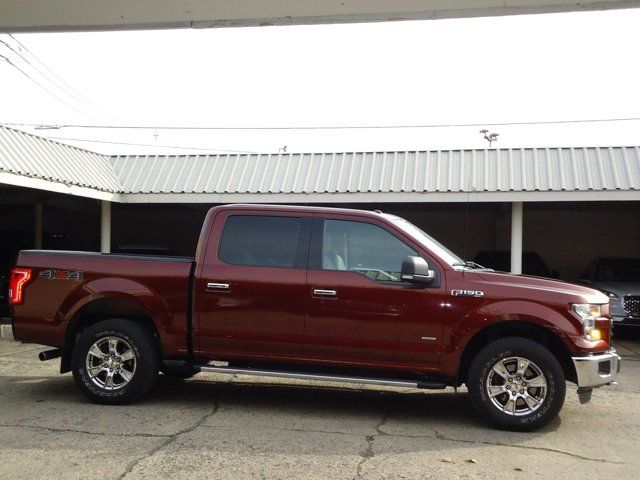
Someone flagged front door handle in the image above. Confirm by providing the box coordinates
[313,288,337,297]
[207,282,230,292]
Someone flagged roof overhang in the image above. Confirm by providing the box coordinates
[0,171,121,202]
[2,172,639,204]
[2,0,640,32]
[119,190,640,204]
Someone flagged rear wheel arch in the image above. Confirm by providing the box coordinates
[457,320,576,386]
[61,296,163,373]
[71,318,161,404]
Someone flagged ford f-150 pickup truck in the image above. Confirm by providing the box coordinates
[9,204,620,431]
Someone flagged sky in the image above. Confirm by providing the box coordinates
[1,8,639,154]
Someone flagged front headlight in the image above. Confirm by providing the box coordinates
[571,303,603,341]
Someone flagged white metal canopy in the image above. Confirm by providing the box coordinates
[1,127,640,204]
[1,0,640,32]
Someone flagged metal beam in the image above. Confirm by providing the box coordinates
[100,200,111,253]
[1,1,639,32]
[510,201,523,274]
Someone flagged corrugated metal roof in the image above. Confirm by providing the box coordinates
[1,124,639,200]
[110,147,640,195]
[0,126,121,192]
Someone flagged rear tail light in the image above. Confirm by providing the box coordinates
[9,268,32,305]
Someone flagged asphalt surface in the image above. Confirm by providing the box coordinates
[0,331,639,480]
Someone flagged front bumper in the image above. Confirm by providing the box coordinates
[572,350,621,388]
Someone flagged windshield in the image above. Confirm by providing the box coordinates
[596,258,640,282]
[385,215,463,266]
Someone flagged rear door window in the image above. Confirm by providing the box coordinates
[219,215,303,268]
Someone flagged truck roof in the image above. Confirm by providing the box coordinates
[215,203,387,219]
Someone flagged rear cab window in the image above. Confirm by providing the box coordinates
[218,215,308,269]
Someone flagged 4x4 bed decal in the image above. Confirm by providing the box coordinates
[39,270,83,281]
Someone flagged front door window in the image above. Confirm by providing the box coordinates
[322,219,417,283]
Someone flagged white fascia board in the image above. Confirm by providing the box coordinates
[3,1,640,32]
[0,171,121,202]
[119,190,640,204]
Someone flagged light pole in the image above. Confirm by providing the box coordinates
[480,129,499,147]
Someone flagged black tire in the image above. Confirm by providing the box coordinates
[71,318,160,404]
[467,337,565,432]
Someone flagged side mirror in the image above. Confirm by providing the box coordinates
[401,256,435,285]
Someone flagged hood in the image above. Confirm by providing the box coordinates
[471,270,609,304]
[587,281,640,297]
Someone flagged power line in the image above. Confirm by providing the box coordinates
[44,135,257,154]
[0,38,100,120]
[6,34,112,119]
[0,54,96,120]
[0,38,93,114]
[2,117,640,131]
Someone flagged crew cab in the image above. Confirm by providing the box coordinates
[9,204,620,431]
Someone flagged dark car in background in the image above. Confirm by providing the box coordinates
[579,258,640,326]
[473,250,559,278]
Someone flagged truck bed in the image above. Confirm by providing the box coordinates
[12,250,194,356]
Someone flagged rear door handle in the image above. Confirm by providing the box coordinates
[207,282,230,292]
[313,288,337,297]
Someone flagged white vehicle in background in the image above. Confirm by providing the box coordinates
[580,258,640,326]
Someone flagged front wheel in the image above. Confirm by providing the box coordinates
[467,337,566,431]
[71,319,160,404]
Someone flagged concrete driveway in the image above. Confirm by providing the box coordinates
[1,331,639,480]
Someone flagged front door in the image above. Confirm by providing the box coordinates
[195,211,311,359]
[305,216,445,369]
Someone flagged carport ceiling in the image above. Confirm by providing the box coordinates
[1,0,640,32]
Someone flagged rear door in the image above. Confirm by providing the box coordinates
[194,210,311,359]
[305,215,446,368]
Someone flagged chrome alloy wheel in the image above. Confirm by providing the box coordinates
[486,356,547,416]
[85,337,137,390]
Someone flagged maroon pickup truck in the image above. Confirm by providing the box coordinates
[9,204,620,431]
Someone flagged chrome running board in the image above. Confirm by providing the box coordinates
[198,365,446,390]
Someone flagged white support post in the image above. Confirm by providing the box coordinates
[34,202,43,249]
[101,200,111,253]
[510,201,523,274]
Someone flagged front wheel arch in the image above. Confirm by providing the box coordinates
[456,320,576,386]
[467,336,566,431]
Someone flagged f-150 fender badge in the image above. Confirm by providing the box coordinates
[451,289,484,298]
[39,270,83,281]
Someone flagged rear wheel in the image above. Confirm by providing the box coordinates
[71,319,160,404]
[467,337,565,431]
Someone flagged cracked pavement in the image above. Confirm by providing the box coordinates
[0,330,639,480]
